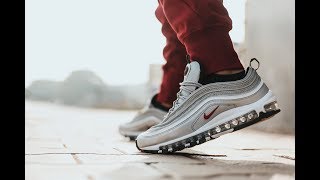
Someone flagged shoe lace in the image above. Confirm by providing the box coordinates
[164,81,202,119]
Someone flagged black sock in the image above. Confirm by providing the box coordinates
[151,94,170,112]
[199,70,246,85]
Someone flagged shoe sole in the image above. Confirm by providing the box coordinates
[136,100,280,154]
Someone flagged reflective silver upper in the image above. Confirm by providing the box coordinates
[136,64,270,148]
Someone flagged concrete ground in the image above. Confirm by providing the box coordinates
[25,101,295,180]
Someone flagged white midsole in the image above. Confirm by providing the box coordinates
[141,90,276,150]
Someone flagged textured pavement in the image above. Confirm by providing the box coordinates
[25,101,295,180]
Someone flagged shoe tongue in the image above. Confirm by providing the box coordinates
[183,61,201,83]
[174,61,201,105]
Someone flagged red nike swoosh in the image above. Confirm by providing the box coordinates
[204,106,219,120]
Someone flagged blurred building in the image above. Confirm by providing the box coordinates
[148,64,163,95]
[239,0,295,134]
[26,70,151,110]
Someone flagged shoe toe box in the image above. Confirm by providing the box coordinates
[135,130,156,149]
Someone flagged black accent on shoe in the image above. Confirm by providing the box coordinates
[151,94,170,112]
[249,58,260,70]
[199,70,246,85]
[186,54,191,64]
[125,135,137,141]
[184,65,189,76]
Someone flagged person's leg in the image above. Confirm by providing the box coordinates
[155,3,188,107]
[118,2,188,139]
[158,0,243,77]
[136,0,281,153]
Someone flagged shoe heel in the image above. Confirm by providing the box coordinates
[264,101,280,112]
[233,101,280,131]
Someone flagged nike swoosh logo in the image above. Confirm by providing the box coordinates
[204,106,219,120]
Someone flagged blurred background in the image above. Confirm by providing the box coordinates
[25,0,294,134]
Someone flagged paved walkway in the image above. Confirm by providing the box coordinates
[25,101,295,180]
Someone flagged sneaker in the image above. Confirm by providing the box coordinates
[135,59,280,153]
[119,94,168,140]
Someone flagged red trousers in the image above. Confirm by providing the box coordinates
[156,0,243,105]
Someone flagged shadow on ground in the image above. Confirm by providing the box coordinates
[100,145,294,180]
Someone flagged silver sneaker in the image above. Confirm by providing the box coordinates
[119,94,167,140]
[136,59,280,153]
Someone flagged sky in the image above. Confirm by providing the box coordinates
[25,0,246,87]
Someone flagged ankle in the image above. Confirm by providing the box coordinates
[152,95,172,112]
[200,69,246,85]
[215,69,244,75]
